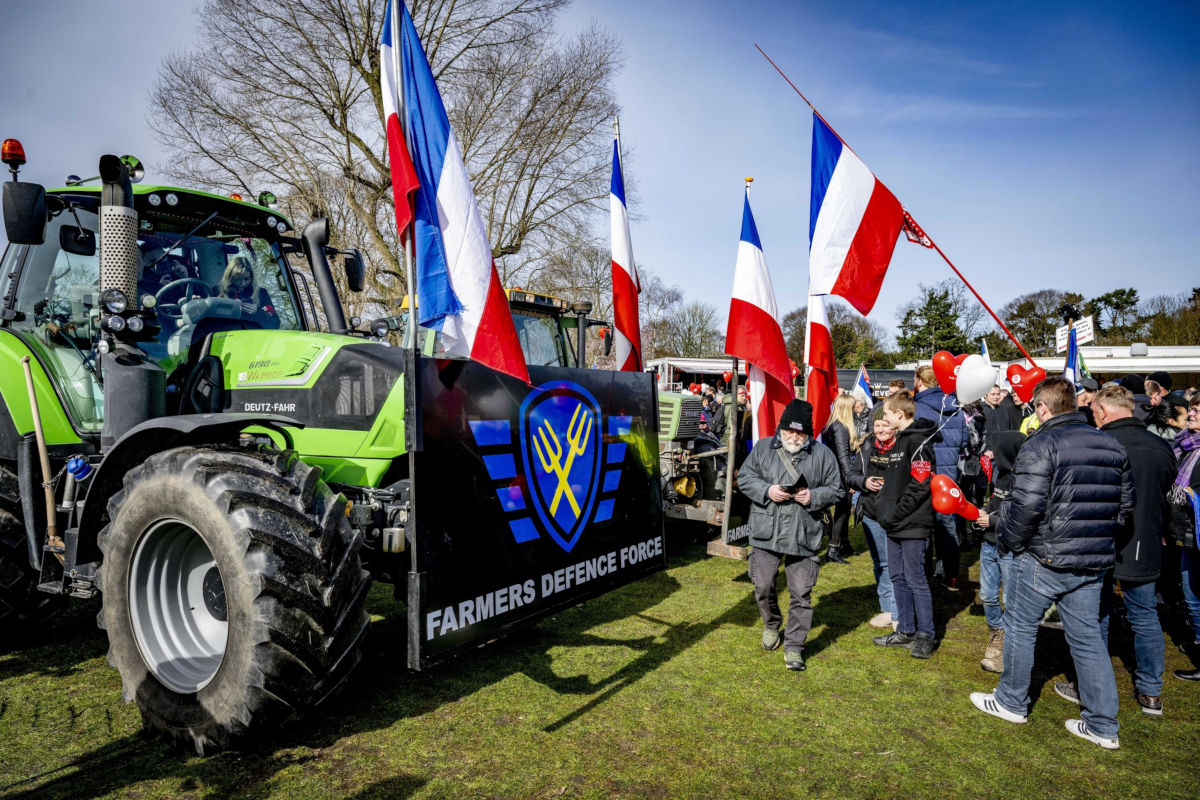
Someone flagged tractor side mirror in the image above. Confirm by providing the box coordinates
[2,181,47,245]
[602,327,613,356]
[344,248,365,293]
[59,225,96,257]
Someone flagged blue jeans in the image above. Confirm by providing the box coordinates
[994,552,1119,738]
[1182,547,1200,643]
[887,537,933,637]
[862,516,895,617]
[933,511,960,580]
[979,541,1012,630]
[1099,576,1163,696]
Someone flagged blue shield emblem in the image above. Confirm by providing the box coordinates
[519,381,602,552]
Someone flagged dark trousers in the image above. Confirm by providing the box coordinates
[749,548,821,651]
[887,537,934,637]
[826,495,852,553]
[932,511,960,580]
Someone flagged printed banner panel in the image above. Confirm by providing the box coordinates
[410,357,664,668]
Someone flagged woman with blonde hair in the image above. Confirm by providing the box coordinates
[822,394,862,564]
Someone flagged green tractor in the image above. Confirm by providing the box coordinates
[0,141,663,753]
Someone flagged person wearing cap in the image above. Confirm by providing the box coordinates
[737,399,844,672]
[1119,374,1151,422]
[1076,378,1100,426]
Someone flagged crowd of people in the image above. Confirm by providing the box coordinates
[731,367,1200,750]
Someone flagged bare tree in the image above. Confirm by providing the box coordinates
[652,301,723,359]
[148,0,620,317]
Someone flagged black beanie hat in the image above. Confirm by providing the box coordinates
[1119,374,1144,394]
[778,399,814,434]
[1148,371,1172,391]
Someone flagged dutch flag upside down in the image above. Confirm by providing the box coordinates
[610,140,642,372]
[809,113,905,316]
[725,191,793,441]
[380,0,529,383]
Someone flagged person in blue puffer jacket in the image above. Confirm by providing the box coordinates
[912,365,968,589]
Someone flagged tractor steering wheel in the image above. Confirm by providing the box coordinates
[154,278,213,320]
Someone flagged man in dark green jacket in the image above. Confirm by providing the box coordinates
[738,400,843,672]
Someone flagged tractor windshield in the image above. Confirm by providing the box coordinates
[2,193,303,431]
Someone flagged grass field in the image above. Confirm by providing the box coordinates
[2,525,1198,799]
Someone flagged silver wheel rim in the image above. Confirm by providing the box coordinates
[128,519,228,694]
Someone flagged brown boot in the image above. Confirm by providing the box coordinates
[980,627,1004,673]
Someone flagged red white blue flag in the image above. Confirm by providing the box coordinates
[852,364,872,407]
[610,139,642,371]
[805,293,839,435]
[725,190,793,440]
[380,1,529,382]
[808,113,904,316]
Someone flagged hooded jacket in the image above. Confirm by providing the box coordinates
[737,433,844,557]
[1100,416,1176,583]
[875,417,941,539]
[913,386,966,481]
[848,433,894,521]
[996,411,1135,571]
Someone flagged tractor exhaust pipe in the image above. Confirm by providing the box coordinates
[98,155,164,451]
[98,155,139,303]
[300,218,348,334]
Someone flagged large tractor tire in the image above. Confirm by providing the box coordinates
[97,446,371,754]
[0,463,64,635]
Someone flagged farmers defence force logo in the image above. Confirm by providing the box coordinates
[470,381,630,552]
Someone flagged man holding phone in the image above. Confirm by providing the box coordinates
[737,400,845,671]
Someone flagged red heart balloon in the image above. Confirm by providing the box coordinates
[931,474,980,521]
[722,370,733,384]
[932,350,959,393]
[1006,364,1047,404]
[955,353,969,365]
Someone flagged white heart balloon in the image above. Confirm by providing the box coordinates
[955,354,997,405]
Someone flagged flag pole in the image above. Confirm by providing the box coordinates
[720,177,754,543]
[753,43,1040,369]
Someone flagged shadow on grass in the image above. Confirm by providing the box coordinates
[4,553,711,798]
[805,583,880,659]
[0,598,105,681]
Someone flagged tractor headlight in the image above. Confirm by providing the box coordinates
[104,315,127,332]
[101,289,129,314]
[126,316,145,333]
[165,193,179,206]
[140,293,157,310]
[147,193,162,207]
[266,215,277,228]
[276,221,287,233]
[370,318,390,339]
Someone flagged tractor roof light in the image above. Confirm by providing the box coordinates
[230,193,243,202]
[2,138,26,178]
[147,193,162,207]
[101,289,129,315]
[165,193,179,206]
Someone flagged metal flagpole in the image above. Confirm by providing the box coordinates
[753,43,1040,369]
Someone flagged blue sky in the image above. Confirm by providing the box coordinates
[3,1,1197,341]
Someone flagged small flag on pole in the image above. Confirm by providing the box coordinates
[725,188,793,440]
[1063,326,1080,389]
[852,364,872,407]
[981,337,991,365]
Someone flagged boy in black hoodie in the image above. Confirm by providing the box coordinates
[873,391,941,658]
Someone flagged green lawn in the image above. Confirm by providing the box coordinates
[2,525,1198,799]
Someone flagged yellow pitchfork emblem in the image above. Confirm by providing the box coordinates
[533,405,593,518]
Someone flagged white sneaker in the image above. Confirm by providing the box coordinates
[1065,719,1119,750]
[869,612,893,629]
[970,692,1027,724]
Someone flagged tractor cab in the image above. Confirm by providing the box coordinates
[0,151,333,436]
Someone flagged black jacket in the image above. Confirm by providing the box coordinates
[979,430,1027,545]
[1131,394,1151,422]
[996,411,1135,571]
[848,434,893,520]
[823,420,855,489]
[982,397,1023,435]
[1101,417,1176,582]
[876,418,941,539]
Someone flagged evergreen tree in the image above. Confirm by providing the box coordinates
[895,287,968,360]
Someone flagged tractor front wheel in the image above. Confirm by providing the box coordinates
[97,446,370,754]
